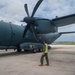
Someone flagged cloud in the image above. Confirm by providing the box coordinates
[0,0,75,21]
[57,24,75,41]
[0,0,75,41]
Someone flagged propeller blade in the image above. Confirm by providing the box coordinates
[23,24,31,38]
[31,0,43,17]
[30,26,39,42]
[24,4,29,17]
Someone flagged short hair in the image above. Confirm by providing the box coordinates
[44,40,47,43]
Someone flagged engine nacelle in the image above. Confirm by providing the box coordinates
[38,33,61,44]
[34,19,58,34]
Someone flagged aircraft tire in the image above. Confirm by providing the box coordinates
[17,49,22,52]
[39,49,43,52]
[32,49,37,53]
[24,49,28,52]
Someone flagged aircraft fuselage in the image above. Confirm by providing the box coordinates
[0,21,60,49]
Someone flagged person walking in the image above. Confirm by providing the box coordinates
[39,41,49,66]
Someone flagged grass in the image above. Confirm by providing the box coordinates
[56,42,75,45]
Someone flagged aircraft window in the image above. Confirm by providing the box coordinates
[34,26,37,29]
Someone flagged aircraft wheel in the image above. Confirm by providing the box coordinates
[39,49,43,52]
[24,49,28,52]
[48,46,51,50]
[17,49,22,52]
[32,49,37,53]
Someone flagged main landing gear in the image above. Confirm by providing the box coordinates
[17,49,22,52]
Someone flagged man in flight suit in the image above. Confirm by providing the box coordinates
[39,41,49,66]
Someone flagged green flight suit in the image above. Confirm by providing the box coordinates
[40,43,49,65]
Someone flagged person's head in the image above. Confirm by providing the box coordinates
[43,41,46,44]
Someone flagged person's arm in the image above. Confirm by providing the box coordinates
[42,45,45,53]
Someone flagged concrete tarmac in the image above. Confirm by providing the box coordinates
[0,45,75,75]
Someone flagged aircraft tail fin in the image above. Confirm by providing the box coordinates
[59,31,75,34]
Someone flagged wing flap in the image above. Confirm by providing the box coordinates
[59,31,75,34]
[52,14,75,27]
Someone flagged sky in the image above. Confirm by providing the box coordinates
[0,0,75,41]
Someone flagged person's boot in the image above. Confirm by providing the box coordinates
[39,64,43,66]
[45,64,49,66]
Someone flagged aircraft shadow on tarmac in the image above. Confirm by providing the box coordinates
[0,48,75,58]
[0,51,36,58]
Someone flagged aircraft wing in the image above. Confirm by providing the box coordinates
[59,31,75,34]
[52,14,75,27]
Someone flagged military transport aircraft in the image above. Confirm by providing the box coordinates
[0,0,75,52]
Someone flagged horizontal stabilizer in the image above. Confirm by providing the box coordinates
[52,14,75,27]
[59,31,75,34]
